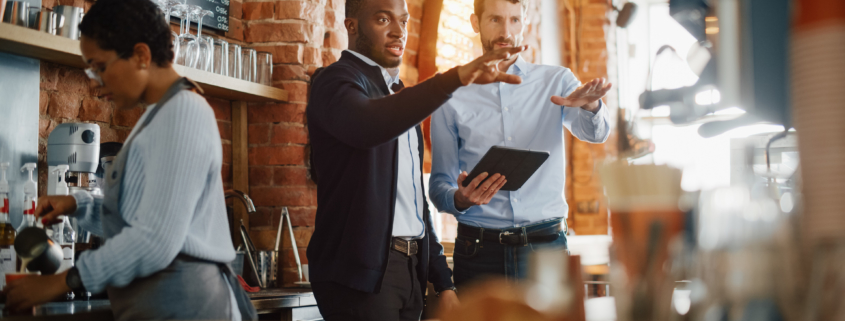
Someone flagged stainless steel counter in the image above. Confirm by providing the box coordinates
[247,288,318,314]
[0,288,318,320]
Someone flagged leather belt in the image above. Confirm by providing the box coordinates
[457,221,563,246]
[391,237,419,256]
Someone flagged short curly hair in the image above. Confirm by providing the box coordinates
[79,0,174,66]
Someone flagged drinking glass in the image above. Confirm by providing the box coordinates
[228,43,242,80]
[185,6,213,69]
[241,48,257,82]
[153,0,180,42]
[171,4,194,65]
[200,35,215,72]
[212,38,229,76]
[256,51,273,85]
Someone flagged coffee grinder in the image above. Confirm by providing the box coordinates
[47,123,101,195]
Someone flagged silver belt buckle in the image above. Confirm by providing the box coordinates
[499,231,514,244]
[405,239,412,256]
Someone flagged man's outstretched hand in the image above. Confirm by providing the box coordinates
[550,78,612,112]
[457,46,528,86]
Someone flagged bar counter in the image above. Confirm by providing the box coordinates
[0,288,318,320]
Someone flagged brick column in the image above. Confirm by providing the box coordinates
[241,0,348,286]
[559,0,617,235]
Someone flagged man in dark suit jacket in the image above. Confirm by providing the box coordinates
[305,0,526,318]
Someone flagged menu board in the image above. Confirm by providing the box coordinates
[171,0,230,32]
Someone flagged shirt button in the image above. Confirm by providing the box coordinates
[508,137,513,141]
[514,199,519,203]
[504,107,509,112]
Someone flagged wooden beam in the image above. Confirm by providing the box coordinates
[417,0,444,173]
[232,101,250,247]
[417,0,444,82]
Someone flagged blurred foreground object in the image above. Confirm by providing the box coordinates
[439,253,586,321]
[790,0,845,320]
[599,162,684,321]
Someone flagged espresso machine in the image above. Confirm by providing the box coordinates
[47,123,101,196]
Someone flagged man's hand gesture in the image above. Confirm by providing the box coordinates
[457,46,528,86]
[550,78,612,112]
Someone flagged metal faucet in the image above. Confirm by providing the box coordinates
[225,189,256,213]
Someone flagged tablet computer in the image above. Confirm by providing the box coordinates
[461,146,550,191]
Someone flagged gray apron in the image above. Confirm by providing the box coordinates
[102,78,258,321]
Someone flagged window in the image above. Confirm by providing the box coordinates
[435,0,483,73]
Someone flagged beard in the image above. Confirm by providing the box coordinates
[481,36,521,53]
[356,29,402,68]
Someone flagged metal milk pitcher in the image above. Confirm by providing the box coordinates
[54,5,83,40]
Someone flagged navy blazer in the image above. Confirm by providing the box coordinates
[306,51,462,294]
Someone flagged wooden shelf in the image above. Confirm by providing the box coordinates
[0,23,287,102]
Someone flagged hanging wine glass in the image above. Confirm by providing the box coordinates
[172,4,196,66]
[151,0,180,47]
[165,0,181,43]
[188,9,214,71]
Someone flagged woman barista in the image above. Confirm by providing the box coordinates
[3,0,257,319]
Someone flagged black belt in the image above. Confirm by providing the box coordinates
[391,237,419,256]
[457,221,563,246]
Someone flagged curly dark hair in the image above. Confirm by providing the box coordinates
[79,0,174,66]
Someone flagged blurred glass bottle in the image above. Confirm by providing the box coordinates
[0,163,17,288]
[51,216,76,300]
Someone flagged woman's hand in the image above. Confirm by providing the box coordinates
[3,271,71,312]
[33,196,77,226]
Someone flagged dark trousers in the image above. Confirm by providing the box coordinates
[452,220,568,287]
[312,249,424,321]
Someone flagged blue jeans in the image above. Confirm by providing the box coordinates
[452,219,568,287]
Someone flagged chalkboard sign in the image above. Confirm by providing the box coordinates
[169,0,230,32]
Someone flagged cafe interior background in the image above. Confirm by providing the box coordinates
[0,0,843,319]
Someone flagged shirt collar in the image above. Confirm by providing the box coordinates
[507,54,528,77]
[344,49,401,88]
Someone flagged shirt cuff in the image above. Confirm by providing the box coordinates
[446,188,470,216]
[589,100,608,122]
[71,190,93,216]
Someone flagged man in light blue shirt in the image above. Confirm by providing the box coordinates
[428,0,612,286]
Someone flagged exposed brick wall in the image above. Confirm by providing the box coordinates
[560,0,617,235]
[241,0,333,286]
